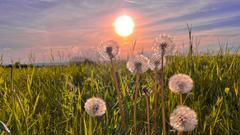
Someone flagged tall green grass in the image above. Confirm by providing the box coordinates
[0,52,240,135]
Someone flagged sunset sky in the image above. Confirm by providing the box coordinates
[0,0,240,64]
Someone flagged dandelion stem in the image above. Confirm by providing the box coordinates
[110,59,127,133]
[145,94,150,135]
[178,94,183,135]
[160,53,167,135]
[178,131,183,135]
[133,73,140,135]
[153,69,158,135]
[180,94,183,105]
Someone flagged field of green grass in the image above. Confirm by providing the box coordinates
[0,52,240,135]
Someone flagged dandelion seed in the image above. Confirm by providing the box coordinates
[98,40,119,60]
[153,34,175,55]
[148,54,166,70]
[168,74,193,94]
[127,54,149,73]
[0,121,11,135]
[84,97,107,117]
[170,105,197,132]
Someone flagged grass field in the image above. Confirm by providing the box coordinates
[0,51,240,135]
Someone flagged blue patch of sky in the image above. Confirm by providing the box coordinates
[0,0,56,23]
[168,15,240,34]
[0,43,27,50]
[142,1,240,29]
[193,16,240,31]
[160,1,240,23]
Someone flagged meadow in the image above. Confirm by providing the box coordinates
[0,51,240,135]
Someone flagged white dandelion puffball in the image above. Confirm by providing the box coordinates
[170,105,198,132]
[127,54,149,74]
[153,34,175,55]
[84,97,107,117]
[148,54,166,70]
[168,74,193,94]
[98,40,120,60]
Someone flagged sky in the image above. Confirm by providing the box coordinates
[0,0,240,64]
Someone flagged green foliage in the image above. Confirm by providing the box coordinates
[0,53,240,135]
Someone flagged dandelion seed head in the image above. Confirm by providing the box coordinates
[141,87,151,96]
[84,97,106,117]
[168,74,193,94]
[98,40,119,60]
[127,54,149,73]
[148,54,166,70]
[170,105,197,132]
[153,34,175,55]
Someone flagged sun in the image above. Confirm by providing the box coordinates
[114,15,135,37]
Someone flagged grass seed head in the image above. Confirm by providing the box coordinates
[0,121,11,135]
